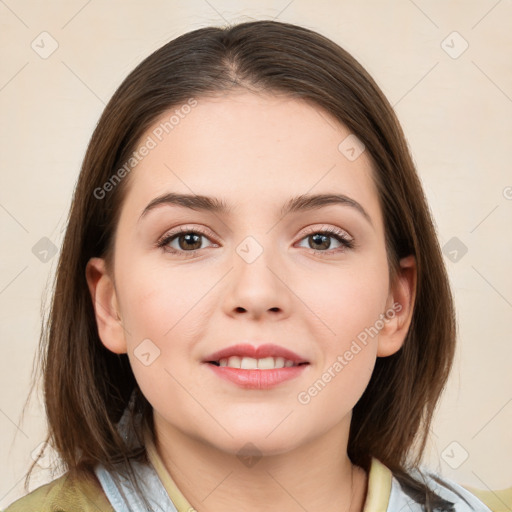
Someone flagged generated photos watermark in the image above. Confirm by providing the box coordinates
[93,97,198,200]
[297,301,403,405]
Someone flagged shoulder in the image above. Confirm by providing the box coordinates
[3,471,114,512]
[392,468,496,512]
[461,485,512,512]
[429,474,496,511]
[367,457,496,512]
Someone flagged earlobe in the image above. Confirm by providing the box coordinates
[377,254,417,357]
[85,257,127,354]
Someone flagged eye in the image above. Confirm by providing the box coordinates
[156,226,217,258]
[296,226,355,254]
[156,224,355,258]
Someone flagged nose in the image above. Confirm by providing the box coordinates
[222,240,291,321]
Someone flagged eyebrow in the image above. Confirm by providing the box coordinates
[138,192,373,227]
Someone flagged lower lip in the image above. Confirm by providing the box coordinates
[204,363,309,389]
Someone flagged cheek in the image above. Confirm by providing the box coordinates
[297,347,377,416]
[287,260,387,418]
[298,257,389,346]
[113,258,220,402]
[295,270,383,418]
[116,271,201,415]
[115,256,214,340]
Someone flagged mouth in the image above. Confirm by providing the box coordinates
[203,343,310,369]
[202,343,310,389]
[207,357,310,370]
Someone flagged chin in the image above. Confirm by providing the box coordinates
[205,428,303,458]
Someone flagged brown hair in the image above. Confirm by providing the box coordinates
[23,19,456,510]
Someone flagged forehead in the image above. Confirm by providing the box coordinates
[118,91,382,226]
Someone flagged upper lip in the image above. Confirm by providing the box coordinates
[203,343,309,364]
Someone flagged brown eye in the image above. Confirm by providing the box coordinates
[296,228,355,253]
[174,232,203,251]
[157,226,217,257]
[308,233,333,251]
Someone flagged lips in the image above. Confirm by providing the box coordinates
[203,343,309,365]
[203,343,310,389]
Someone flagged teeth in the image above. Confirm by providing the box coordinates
[258,357,277,369]
[241,357,258,369]
[217,356,297,369]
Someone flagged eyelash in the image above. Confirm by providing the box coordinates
[155,225,355,259]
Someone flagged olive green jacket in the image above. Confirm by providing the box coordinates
[4,472,114,512]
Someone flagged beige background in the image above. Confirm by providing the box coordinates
[1,0,511,508]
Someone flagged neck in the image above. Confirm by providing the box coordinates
[152,413,368,512]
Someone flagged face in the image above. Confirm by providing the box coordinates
[87,90,414,457]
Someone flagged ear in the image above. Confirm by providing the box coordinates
[377,255,417,357]
[85,257,127,354]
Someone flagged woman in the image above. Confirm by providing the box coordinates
[5,19,493,512]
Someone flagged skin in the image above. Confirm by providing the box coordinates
[86,90,416,512]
